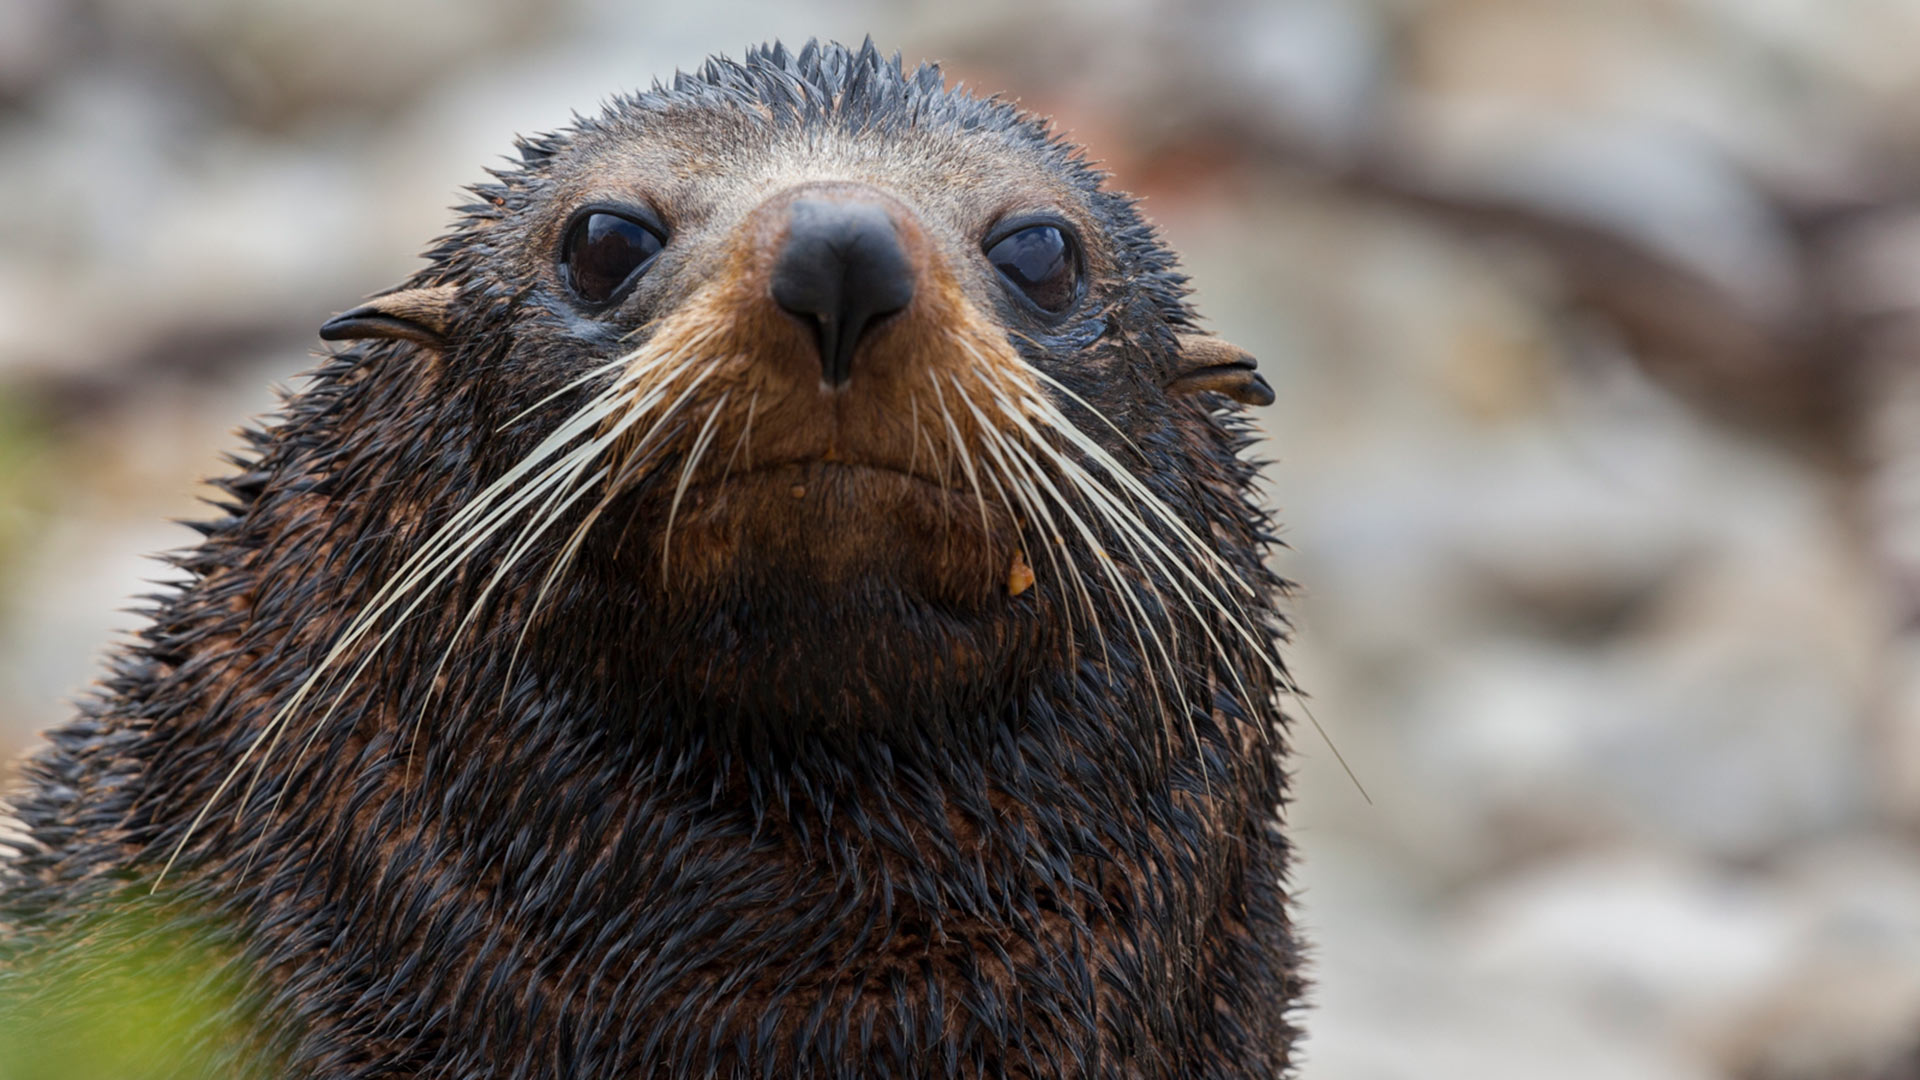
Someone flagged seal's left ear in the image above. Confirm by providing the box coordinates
[319,284,458,348]
[1167,333,1275,407]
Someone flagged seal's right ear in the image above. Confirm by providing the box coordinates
[1167,333,1276,407]
[319,284,458,348]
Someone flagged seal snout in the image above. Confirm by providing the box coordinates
[769,198,916,388]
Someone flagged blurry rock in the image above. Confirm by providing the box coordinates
[0,0,72,104]
[91,0,557,130]
[0,67,216,376]
[1297,839,1720,1080]
[1885,643,1920,826]
[1686,0,1920,114]
[1825,209,1920,322]
[1401,559,1866,864]
[1392,111,1802,323]
[1863,345,1920,807]
[1195,0,1387,154]
[1459,851,1800,1044]
[1729,841,1920,1079]
[0,67,382,380]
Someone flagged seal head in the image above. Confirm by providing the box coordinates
[313,42,1276,728]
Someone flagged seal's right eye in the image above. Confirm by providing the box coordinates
[560,212,664,305]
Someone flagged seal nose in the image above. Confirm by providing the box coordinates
[770,199,915,387]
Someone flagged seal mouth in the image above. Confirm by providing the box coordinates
[640,453,1020,600]
[691,457,975,500]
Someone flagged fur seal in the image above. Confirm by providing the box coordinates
[1,40,1300,1077]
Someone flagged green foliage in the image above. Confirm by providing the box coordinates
[0,905,249,1080]
[0,390,58,594]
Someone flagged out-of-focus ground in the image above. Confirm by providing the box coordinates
[5,0,1920,1076]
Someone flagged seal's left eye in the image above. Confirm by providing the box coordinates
[986,224,1078,314]
[561,212,664,305]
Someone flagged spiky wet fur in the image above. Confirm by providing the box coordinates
[0,40,1304,1077]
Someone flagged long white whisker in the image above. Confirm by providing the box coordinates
[965,398,1181,722]
[1001,393,1303,743]
[907,391,921,482]
[242,454,621,880]
[720,391,758,484]
[662,391,731,585]
[165,430,613,886]
[928,375,993,548]
[983,359,1301,762]
[498,432,685,714]
[968,341,1256,605]
[1021,432,1244,677]
[1015,390,1255,604]
[956,374,1099,662]
[407,447,616,744]
[498,351,641,431]
[159,339,708,886]
[501,360,720,708]
[1009,402,1362,790]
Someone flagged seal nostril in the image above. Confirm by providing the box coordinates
[770,199,915,387]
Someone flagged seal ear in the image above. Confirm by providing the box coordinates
[1167,333,1275,407]
[318,284,458,348]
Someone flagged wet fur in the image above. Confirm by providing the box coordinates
[0,41,1303,1077]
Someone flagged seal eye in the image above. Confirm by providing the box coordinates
[561,212,664,305]
[986,224,1078,314]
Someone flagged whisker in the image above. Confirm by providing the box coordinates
[1019,392,1254,606]
[928,375,993,549]
[961,387,1175,707]
[501,363,723,709]
[720,391,759,484]
[955,374,1100,664]
[964,340,1257,608]
[957,351,1285,761]
[1004,390,1362,789]
[1024,395,1258,613]
[160,337,709,886]
[498,350,648,431]
[244,455,618,878]
[965,399,1181,728]
[167,429,616,885]
[907,391,921,484]
[994,389,1289,701]
[407,449,616,752]
[499,431,686,713]
[662,390,732,586]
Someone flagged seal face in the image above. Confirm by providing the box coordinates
[2,41,1298,1078]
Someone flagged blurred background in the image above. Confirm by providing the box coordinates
[3,0,1920,1076]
